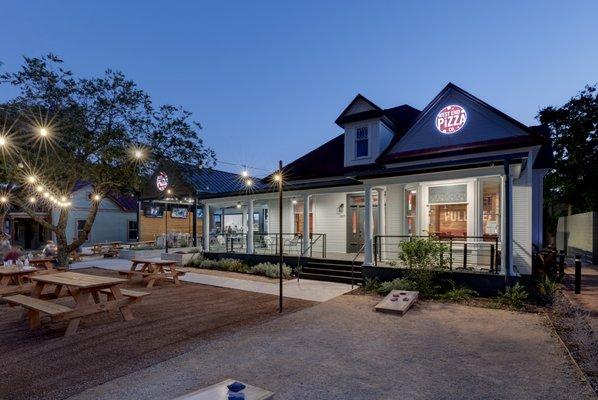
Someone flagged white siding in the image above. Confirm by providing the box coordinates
[266,199,293,234]
[313,193,346,253]
[385,184,403,236]
[512,171,532,274]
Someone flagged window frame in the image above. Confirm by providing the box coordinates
[127,220,139,241]
[354,126,369,159]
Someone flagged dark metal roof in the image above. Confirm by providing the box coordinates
[176,163,267,194]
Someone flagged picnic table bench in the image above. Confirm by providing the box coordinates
[123,240,156,249]
[27,257,60,272]
[118,259,185,288]
[4,272,149,336]
[0,267,36,297]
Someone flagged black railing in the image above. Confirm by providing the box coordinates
[373,235,501,273]
[208,232,326,259]
[297,233,327,281]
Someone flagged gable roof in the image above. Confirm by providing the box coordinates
[378,83,547,163]
[334,94,382,126]
[70,181,137,212]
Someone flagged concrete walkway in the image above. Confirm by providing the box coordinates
[69,295,595,400]
[71,258,353,302]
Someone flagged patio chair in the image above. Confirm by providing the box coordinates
[284,235,301,254]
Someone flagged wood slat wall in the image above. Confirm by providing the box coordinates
[140,212,202,242]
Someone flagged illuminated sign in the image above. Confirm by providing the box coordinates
[435,105,467,134]
[156,171,168,191]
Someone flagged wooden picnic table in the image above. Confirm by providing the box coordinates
[28,257,58,271]
[5,271,149,336]
[0,267,36,296]
[91,241,123,255]
[119,259,185,288]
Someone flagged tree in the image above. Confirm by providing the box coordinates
[0,54,215,267]
[537,84,598,234]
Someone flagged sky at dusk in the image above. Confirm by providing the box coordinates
[1,0,597,176]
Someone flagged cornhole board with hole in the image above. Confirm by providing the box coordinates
[375,290,419,315]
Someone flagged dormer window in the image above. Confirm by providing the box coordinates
[355,127,369,158]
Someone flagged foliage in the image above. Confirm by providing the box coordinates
[536,277,558,305]
[497,283,528,309]
[440,281,478,302]
[197,259,221,269]
[249,262,292,279]
[537,84,598,233]
[218,258,249,273]
[398,238,448,297]
[376,278,419,296]
[0,54,215,267]
[363,277,381,293]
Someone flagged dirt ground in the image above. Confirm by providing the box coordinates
[0,268,315,400]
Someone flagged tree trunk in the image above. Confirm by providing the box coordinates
[56,232,70,269]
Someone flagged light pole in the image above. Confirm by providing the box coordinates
[277,160,284,313]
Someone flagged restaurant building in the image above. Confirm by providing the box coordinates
[140,83,552,285]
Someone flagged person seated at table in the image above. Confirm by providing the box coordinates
[42,240,58,258]
[0,234,11,257]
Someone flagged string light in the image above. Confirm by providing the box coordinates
[0,136,6,146]
[93,194,102,201]
[36,185,44,193]
[273,173,281,182]
[27,175,37,184]
[241,170,249,178]
[0,195,8,203]
[29,197,36,203]
[245,179,253,187]
[39,127,49,137]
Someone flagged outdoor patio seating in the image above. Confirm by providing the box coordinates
[119,259,185,288]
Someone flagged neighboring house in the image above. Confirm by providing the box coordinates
[140,83,553,282]
[52,182,138,246]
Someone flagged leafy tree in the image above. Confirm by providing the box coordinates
[0,54,215,266]
[537,84,598,234]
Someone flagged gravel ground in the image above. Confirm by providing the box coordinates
[0,268,314,400]
[70,294,595,400]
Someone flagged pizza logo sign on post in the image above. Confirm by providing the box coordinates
[156,171,169,191]
[435,105,467,134]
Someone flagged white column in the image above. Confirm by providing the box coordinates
[375,188,386,262]
[500,173,513,277]
[302,194,311,254]
[247,199,254,254]
[363,185,374,266]
[203,203,210,252]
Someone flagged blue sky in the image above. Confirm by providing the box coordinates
[1,1,597,176]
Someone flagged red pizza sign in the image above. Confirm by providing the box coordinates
[435,105,467,134]
[156,171,168,191]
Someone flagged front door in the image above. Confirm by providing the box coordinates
[346,194,378,253]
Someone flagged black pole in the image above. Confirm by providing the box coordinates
[192,197,197,247]
[574,255,582,294]
[278,160,284,313]
[165,202,169,253]
[136,199,141,242]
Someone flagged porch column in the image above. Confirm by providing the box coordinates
[302,194,311,254]
[363,185,374,266]
[203,204,210,252]
[375,187,386,263]
[247,199,254,254]
[502,160,513,280]
[241,207,247,251]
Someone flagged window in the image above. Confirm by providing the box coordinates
[76,219,88,241]
[128,220,138,241]
[355,127,368,158]
[427,184,468,237]
[482,178,501,238]
[405,189,417,235]
[293,200,314,235]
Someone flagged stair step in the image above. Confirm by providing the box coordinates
[309,257,363,266]
[299,272,363,284]
[302,267,362,277]
[306,263,363,272]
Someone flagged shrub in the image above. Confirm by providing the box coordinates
[250,262,292,279]
[497,283,528,309]
[218,258,249,273]
[398,238,448,297]
[536,277,558,305]
[363,277,381,293]
[377,278,419,296]
[440,286,478,302]
[198,259,220,269]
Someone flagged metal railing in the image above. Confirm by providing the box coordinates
[373,235,501,274]
[351,243,365,288]
[207,232,327,258]
[296,233,327,281]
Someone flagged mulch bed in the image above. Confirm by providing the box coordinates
[0,268,315,400]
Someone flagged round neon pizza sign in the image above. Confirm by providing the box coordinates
[435,105,467,134]
[156,171,168,191]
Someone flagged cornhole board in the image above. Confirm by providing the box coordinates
[173,378,274,400]
[375,290,419,315]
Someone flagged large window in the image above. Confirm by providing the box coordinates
[482,178,501,238]
[427,184,468,237]
[405,189,417,235]
[355,127,368,158]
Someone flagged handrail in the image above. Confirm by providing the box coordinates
[351,244,365,289]
[296,233,325,282]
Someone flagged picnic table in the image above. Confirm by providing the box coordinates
[91,241,123,256]
[28,257,59,271]
[119,259,185,288]
[5,271,149,336]
[123,241,156,249]
[0,267,36,296]
[173,378,274,400]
